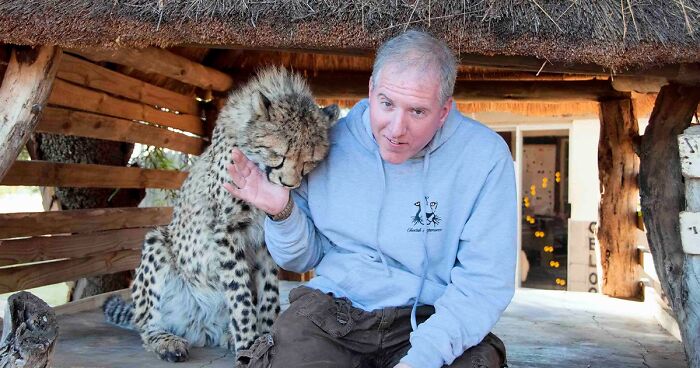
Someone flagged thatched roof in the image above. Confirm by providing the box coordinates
[2,1,699,71]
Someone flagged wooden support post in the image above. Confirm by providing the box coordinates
[0,292,58,368]
[597,99,641,298]
[640,83,700,366]
[0,46,62,181]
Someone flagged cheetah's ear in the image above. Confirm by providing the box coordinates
[321,104,340,127]
[252,91,271,119]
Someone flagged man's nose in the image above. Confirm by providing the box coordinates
[388,112,407,137]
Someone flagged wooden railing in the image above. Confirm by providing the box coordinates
[0,47,213,293]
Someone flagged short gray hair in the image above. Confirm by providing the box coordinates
[371,30,457,104]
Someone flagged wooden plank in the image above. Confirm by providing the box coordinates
[0,46,62,181]
[48,79,204,135]
[58,54,200,115]
[55,288,131,316]
[0,228,149,267]
[1,161,187,189]
[0,207,172,239]
[71,48,233,92]
[0,250,140,294]
[597,99,641,299]
[37,107,204,155]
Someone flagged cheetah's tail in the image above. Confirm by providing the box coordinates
[103,295,135,330]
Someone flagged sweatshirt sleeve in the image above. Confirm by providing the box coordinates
[264,177,331,273]
[401,154,517,368]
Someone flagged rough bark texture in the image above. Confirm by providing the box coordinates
[0,292,57,368]
[598,99,641,299]
[32,134,142,300]
[639,83,700,367]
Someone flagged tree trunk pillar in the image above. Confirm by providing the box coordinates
[640,83,700,367]
[598,98,641,298]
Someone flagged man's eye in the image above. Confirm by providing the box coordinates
[268,154,284,166]
[380,101,392,108]
[413,109,425,116]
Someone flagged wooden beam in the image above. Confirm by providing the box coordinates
[611,76,668,93]
[204,45,700,81]
[0,228,148,267]
[37,107,204,155]
[0,207,172,239]
[451,80,629,101]
[303,73,629,101]
[1,160,188,189]
[597,99,641,298]
[457,54,700,83]
[49,79,204,135]
[0,249,140,294]
[640,83,700,366]
[70,47,233,92]
[0,46,62,181]
[58,53,200,115]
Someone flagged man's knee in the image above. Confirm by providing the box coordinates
[447,333,507,368]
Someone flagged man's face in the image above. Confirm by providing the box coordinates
[368,64,453,165]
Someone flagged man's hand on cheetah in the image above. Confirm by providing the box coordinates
[224,148,290,216]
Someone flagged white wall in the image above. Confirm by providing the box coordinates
[568,119,601,221]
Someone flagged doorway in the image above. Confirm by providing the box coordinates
[520,135,569,290]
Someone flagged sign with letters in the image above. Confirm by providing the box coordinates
[567,220,601,293]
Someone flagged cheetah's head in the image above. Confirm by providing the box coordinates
[220,67,339,189]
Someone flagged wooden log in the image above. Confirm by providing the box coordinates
[639,83,700,366]
[37,107,204,155]
[0,228,148,267]
[0,292,57,368]
[0,250,140,294]
[597,99,641,298]
[0,46,62,182]
[1,160,188,189]
[58,54,200,115]
[70,48,233,92]
[303,72,629,101]
[451,80,629,101]
[0,207,172,239]
[48,79,204,135]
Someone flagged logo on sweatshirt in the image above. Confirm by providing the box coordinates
[408,196,442,233]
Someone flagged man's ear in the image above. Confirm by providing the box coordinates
[439,96,453,124]
[252,91,271,119]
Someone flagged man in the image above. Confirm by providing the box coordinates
[225,30,516,368]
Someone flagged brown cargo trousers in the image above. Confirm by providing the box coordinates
[237,286,507,368]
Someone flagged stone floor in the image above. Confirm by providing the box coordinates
[50,283,686,368]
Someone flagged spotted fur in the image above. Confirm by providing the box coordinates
[104,67,338,362]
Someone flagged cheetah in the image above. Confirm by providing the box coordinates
[103,67,338,362]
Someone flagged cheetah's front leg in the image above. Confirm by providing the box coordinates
[216,225,259,353]
[254,245,280,335]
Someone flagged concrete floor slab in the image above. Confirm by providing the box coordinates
[48,285,685,368]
